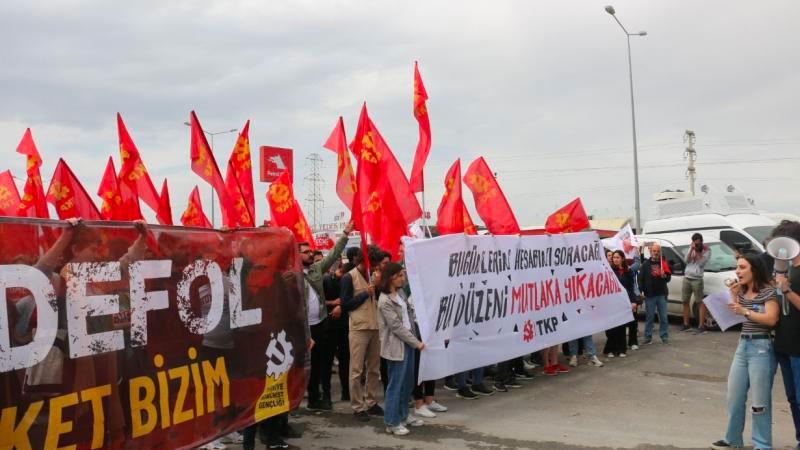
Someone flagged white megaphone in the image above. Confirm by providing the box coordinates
[766,236,800,274]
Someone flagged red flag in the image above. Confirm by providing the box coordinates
[267,170,315,248]
[0,170,22,217]
[350,103,420,258]
[16,128,49,218]
[46,159,101,220]
[157,179,173,226]
[323,117,357,210]
[225,120,255,227]
[463,205,477,235]
[660,254,672,276]
[117,113,164,222]
[409,61,431,193]
[295,200,315,249]
[544,198,590,234]
[98,157,143,221]
[97,157,121,220]
[463,157,520,235]
[436,159,467,235]
[189,111,235,228]
[181,186,212,228]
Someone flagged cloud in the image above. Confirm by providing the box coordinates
[1,0,798,228]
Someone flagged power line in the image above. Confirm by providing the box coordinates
[494,156,800,176]
[423,138,800,168]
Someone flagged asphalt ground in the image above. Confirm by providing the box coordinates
[225,322,797,450]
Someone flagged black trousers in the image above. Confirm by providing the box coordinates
[308,322,331,402]
[326,324,350,399]
[496,360,513,383]
[627,319,639,346]
[510,356,524,374]
[603,325,627,355]
[412,346,435,400]
[242,413,287,449]
[497,357,523,382]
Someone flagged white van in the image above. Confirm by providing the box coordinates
[635,233,738,329]
[643,193,775,253]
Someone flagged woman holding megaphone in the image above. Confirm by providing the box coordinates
[711,253,779,450]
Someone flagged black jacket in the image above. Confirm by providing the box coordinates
[637,258,671,298]
[615,268,642,305]
[323,273,348,329]
[340,272,370,312]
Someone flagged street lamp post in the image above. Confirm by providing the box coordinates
[605,5,647,231]
[183,122,237,227]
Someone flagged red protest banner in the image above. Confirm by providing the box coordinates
[0,218,308,450]
[313,232,336,250]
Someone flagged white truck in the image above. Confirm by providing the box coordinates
[642,192,776,253]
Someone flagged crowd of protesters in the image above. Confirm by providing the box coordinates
[234,222,800,450]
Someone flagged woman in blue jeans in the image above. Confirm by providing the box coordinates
[377,262,426,436]
[711,253,779,450]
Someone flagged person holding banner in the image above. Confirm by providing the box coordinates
[638,244,672,345]
[377,262,425,436]
[711,253,778,450]
[605,250,637,358]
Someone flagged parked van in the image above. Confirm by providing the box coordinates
[643,192,775,253]
[635,232,738,329]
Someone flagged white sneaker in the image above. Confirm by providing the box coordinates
[630,345,640,351]
[605,353,615,358]
[589,355,605,367]
[200,438,227,450]
[414,405,436,418]
[523,357,538,370]
[427,400,448,412]
[569,355,578,367]
[619,353,627,358]
[220,432,243,444]
[402,416,424,427]
[386,424,410,435]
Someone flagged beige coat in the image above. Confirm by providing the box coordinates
[348,267,379,330]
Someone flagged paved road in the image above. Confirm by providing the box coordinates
[228,323,797,449]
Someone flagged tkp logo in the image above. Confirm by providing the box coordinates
[266,330,294,380]
[522,319,535,343]
[260,146,293,183]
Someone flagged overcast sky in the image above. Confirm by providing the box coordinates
[2,0,799,230]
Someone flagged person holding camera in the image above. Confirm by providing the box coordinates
[682,232,711,333]
[770,221,800,450]
[710,253,778,450]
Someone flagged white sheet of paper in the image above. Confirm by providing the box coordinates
[703,291,746,331]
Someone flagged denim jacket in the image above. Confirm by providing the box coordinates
[378,291,421,361]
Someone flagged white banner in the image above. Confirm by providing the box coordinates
[601,224,640,259]
[404,232,633,382]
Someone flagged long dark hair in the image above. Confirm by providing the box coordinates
[377,262,404,295]
[738,252,770,294]
[612,250,629,272]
